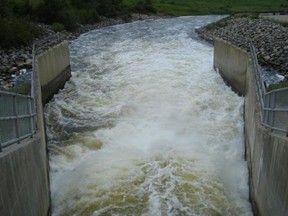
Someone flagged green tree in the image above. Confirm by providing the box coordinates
[0,17,42,48]
[0,0,12,17]
[35,0,68,23]
[134,0,156,13]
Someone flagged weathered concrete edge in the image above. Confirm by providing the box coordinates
[214,38,288,216]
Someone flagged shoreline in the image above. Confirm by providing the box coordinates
[2,14,287,91]
[0,13,172,90]
[196,15,288,78]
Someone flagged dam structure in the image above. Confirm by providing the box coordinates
[214,37,288,216]
[0,38,71,215]
[0,16,288,216]
[1,15,287,216]
[45,16,252,215]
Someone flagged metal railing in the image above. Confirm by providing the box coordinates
[0,91,36,151]
[250,44,288,133]
[216,30,288,133]
[0,33,68,152]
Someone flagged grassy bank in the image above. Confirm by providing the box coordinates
[261,15,288,27]
[124,0,288,16]
[1,0,288,49]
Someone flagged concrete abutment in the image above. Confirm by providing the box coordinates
[214,38,288,216]
[0,40,71,215]
[1,34,287,216]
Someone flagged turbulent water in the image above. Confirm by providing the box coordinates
[45,16,252,216]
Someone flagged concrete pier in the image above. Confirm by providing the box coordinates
[214,38,288,216]
[0,40,71,216]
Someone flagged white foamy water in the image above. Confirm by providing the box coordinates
[45,16,252,216]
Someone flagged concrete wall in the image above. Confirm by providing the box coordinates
[0,134,50,216]
[0,47,50,215]
[0,40,72,215]
[214,38,288,216]
[37,40,71,103]
[214,39,249,95]
[245,64,288,216]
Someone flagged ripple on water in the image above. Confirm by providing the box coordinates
[45,15,252,216]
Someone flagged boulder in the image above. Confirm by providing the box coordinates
[21,54,29,60]
[8,67,18,74]
[197,16,288,75]
[0,66,7,74]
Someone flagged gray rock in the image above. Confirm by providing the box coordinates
[197,16,288,75]
[0,66,7,74]
[21,54,29,60]
[16,61,25,68]
[8,67,18,74]
[25,59,33,66]
[1,58,8,65]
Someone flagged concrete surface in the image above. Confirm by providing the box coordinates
[214,38,288,216]
[0,40,72,216]
[37,40,71,103]
[213,39,249,95]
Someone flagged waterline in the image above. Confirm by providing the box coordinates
[45,16,252,216]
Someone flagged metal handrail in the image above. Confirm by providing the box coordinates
[249,43,288,132]
[0,32,67,152]
[216,30,288,133]
[0,91,36,151]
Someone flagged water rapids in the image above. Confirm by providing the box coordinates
[45,16,252,216]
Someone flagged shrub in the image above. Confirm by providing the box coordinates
[58,10,79,31]
[73,8,100,24]
[0,0,12,17]
[12,1,33,17]
[50,22,65,32]
[0,17,42,49]
[134,0,157,13]
[34,0,68,24]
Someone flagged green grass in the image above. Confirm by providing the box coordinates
[123,0,288,16]
[7,83,31,95]
[266,80,288,92]
[261,16,288,27]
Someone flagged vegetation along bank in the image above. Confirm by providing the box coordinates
[0,0,288,91]
[197,14,288,89]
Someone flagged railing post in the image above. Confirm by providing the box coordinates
[28,97,33,137]
[0,132,2,152]
[267,94,272,126]
[31,43,37,134]
[31,43,35,98]
[272,91,276,128]
[0,94,2,152]
[263,95,268,125]
[13,95,20,144]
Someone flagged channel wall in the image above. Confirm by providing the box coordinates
[37,40,71,104]
[0,41,71,215]
[214,38,288,216]
[2,35,287,216]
